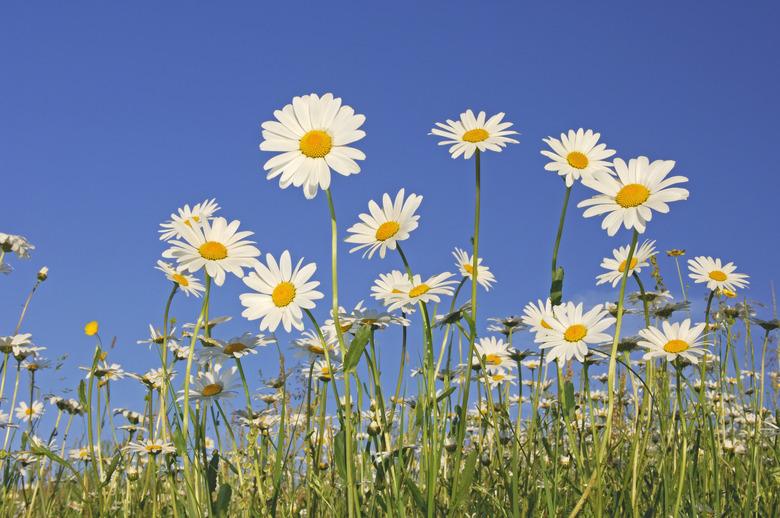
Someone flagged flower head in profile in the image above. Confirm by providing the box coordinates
[125,440,176,457]
[293,329,340,358]
[472,336,512,369]
[371,271,416,313]
[259,93,366,199]
[535,302,615,364]
[155,260,205,297]
[184,363,240,403]
[15,401,44,422]
[578,157,689,236]
[385,273,457,312]
[596,240,657,287]
[162,217,261,287]
[159,199,220,241]
[453,248,495,291]
[198,333,274,363]
[240,250,323,333]
[688,256,749,292]
[481,367,516,387]
[0,334,32,354]
[0,233,35,259]
[639,319,708,364]
[430,109,519,159]
[540,129,616,187]
[345,189,423,259]
[305,359,341,383]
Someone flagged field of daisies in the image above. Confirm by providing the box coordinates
[1,93,778,517]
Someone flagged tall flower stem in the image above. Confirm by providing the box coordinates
[550,185,572,305]
[325,187,358,518]
[158,283,178,441]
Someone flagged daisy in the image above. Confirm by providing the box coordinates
[155,261,206,297]
[688,256,749,292]
[163,217,261,287]
[481,367,517,387]
[259,93,366,199]
[305,359,340,383]
[540,129,616,187]
[183,316,232,334]
[430,110,519,159]
[385,272,457,312]
[578,156,689,236]
[184,363,240,403]
[0,333,32,354]
[125,440,176,456]
[137,324,178,348]
[472,336,512,369]
[535,302,615,364]
[371,271,416,312]
[596,239,657,287]
[521,299,556,335]
[638,319,709,364]
[0,233,35,259]
[345,189,423,259]
[159,199,220,241]
[453,247,495,290]
[292,329,340,357]
[69,447,92,462]
[198,332,274,363]
[15,401,44,422]
[240,250,324,333]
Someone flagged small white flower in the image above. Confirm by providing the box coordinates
[638,319,709,364]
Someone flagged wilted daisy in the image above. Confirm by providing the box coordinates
[688,256,749,292]
[578,156,689,236]
[163,217,261,287]
[259,93,366,199]
[430,109,519,159]
[540,129,616,187]
[125,440,176,456]
[638,319,708,364]
[0,233,35,259]
[535,302,615,364]
[184,363,240,403]
[345,189,422,259]
[15,401,44,422]
[472,336,512,369]
[240,250,323,333]
[453,248,495,290]
[385,272,457,312]
[596,239,657,287]
[521,299,556,335]
[158,199,220,241]
[155,260,205,297]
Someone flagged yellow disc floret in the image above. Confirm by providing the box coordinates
[199,241,228,260]
[272,282,297,307]
[564,324,587,342]
[375,221,400,241]
[462,128,489,143]
[299,130,333,158]
[615,184,651,208]
[566,151,589,169]
[663,339,689,353]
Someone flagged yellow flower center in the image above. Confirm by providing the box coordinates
[462,128,489,143]
[199,241,228,260]
[224,342,248,355]
[172,273,190,287]
[463,263,474,274]
[145,444,163,454]
[201,383,223,397]
[375,221,400,241]
[618,258,639,273]
[566,151,589,170]
[564,324,587,342]
[663,339,689,353]
[25,408,34,416]
[709,270,727,282]
[272,282,296,307]
[491,373,505,382]
[391,288,404,294]
[540,319,553,330]
[720,288,737,298]
[409,284,430,298]
[299,130,332,158]
[319,366,332,381]
[615,184,650,208]
[308,344,325,355]
[485,353,503,366]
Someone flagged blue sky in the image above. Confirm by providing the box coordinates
[1,2,778,421]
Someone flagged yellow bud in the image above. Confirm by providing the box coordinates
[84,321,99,336]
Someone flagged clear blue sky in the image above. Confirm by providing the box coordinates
[2,2,778,417]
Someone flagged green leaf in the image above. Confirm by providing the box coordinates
[405,478,428,516]
[343,324,371,372]
[549,267,565,306]
[436,386,456,403]
[77,380,87,409]
[563,380,575,419]
[215,483,232,517]
[101,452,122,487]
[452,450,478,511]
[333,428,347,481]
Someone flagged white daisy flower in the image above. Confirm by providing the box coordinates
[430,109,519,159]
[184,363,240,403]
[452,247,495,291]
[481,367,517,387]
[137,324,178,348]
[540,128,616,187]
[638,319,709,364]
[345,189,422,259]
[370,271,416,312]
[198,332,274,363]
[162,217,261,287]
[577,156,689,236]
[535,302,615,364]
[385,272,458,312]
[292,329,340,358]
[125,440,176,456]
[69,447,92,462]
[596,239,657,287]
[304,359,340,383]
[687,256,749,292]
[0,233,35,259]
[0,333,32,354]
[472,336,512,369]
[521,299,556,335]
[15,401,44,422]
[240,250,324,333]
[159,199,220,241]
[259,93,366,199]
[155,260,205,297]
